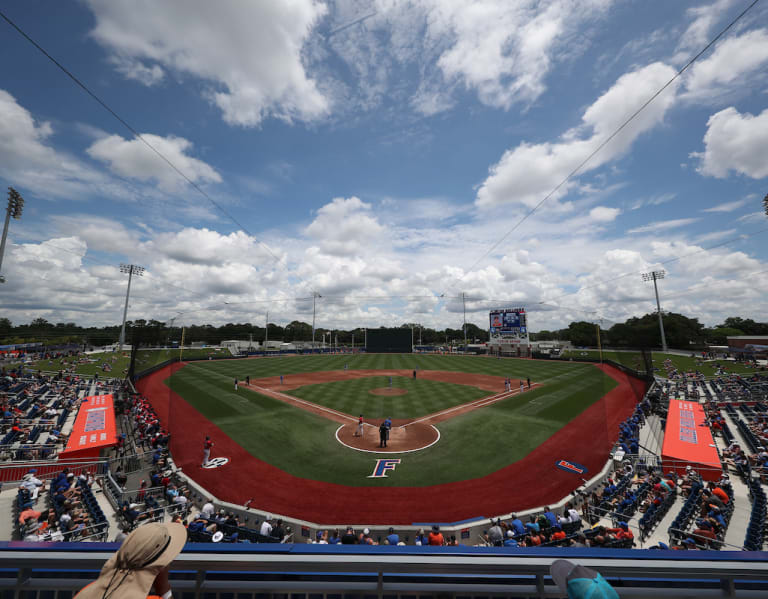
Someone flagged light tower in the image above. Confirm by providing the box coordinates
[118,264,145,353]
[641,270,667,352]
[0,187,25,283]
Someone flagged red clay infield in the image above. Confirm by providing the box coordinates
[138,362,645,524]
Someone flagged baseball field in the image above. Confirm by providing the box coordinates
[137,353,647,523]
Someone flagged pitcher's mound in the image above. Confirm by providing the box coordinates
[369,387,408,396]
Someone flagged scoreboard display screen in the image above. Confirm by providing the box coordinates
[490,309,527,335]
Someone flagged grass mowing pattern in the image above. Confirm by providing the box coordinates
[165,354,618,486]
[286,376,489,419]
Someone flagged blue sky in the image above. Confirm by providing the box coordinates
[1,0,767,331]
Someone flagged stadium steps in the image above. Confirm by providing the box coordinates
[724,474,753,549]
[645,492,685,548]
[722,409,754,455]
[0,487,17,540]
[638,413,663,455]
[94,487,124,541]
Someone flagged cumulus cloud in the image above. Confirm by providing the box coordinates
[86,0,329,126]
[693,107,768,179]
[305,196,385,256]
[86,133,221,191]
[683,28,768,101]
[475,62,678,209]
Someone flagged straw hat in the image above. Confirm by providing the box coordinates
[75,522,186,599]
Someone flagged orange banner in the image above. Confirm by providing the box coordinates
[661,399,721,481]
[59,394,117,459]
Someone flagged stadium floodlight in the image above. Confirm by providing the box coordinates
[118,264,145,353]
[0,187,25,283]
[641,270,667,352]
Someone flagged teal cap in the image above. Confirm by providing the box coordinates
[550,560,619,599]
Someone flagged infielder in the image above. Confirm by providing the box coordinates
[355,414,364,437]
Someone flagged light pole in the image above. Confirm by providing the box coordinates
[312,292,321,348]
[0,187,24,283]
[642,270,667,352]
[462,292,468,353]
[118,264,145,353]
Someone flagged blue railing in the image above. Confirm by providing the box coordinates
[3,543,768,598]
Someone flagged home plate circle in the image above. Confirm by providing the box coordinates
[203,457,230,469]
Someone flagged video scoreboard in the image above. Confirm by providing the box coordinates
[489,308,527,335]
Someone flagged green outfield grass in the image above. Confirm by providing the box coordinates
[561,349,758,377]
[287,376,490,419]
[164,354,623,486]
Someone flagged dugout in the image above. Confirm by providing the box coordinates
[365,327,413,353]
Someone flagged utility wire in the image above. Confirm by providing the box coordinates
[0,8,312,293]
[439,0,763,296]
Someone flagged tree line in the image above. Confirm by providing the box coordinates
[0,313,765,350]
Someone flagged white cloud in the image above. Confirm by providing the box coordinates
[589,206,621,222]
[475,62,678,209]
[86,133,221,191]
[323,0,614,116]
[0,89,117,200]
[305,196,385,256]
[693,107,768,179]
[676,0,738,57]
[86,0,329,126]
[702,198,750,212]
[627,218,700,234]
[630,192,676,210]
[683,29,768,100]
[109,56,165,86]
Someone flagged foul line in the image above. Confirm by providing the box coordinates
[403,384,541,427]
[249,384,357,423]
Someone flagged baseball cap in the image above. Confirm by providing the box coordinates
[550,560,619,599]
[76,522,186,599]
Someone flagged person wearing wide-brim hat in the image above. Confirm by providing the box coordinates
[76,522,187,599]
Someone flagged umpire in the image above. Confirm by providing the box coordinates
[379,422,388,448]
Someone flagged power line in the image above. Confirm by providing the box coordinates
[0,8,313,294]
[439,0,763,296]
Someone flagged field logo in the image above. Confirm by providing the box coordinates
[368,458,401,478]
[203,457,229,469]
[555,459,587,475]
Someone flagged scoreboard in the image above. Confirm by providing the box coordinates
[489,308,527,336]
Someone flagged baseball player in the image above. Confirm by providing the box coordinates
[202,436,213,467]
[355,414,364,437]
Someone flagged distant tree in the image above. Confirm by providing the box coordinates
[704,327,745,345]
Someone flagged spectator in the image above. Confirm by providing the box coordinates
[75,522,186,598]
[428,525,444,546]
[386,527,399,546]
[341,526,357,544]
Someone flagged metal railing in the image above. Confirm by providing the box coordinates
[3,545,768,598]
